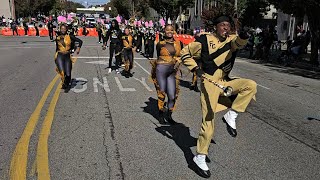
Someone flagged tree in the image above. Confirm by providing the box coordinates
[64,1,85,13]
[133,0,150,18]
[111,0,131,19]
[268,0,320,66]
[104,2,118,18]
[237,0,270,27]
[14,0,30,17]
[149,0,194,23]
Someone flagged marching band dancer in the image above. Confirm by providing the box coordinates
[136,26,143,53]
[150,24,182,124]
[54,24,83,92]
[103,20,123,74]
[96,22,103,43]
[146,27,156,58]
[180,15,257,178]
[121,26,136,77]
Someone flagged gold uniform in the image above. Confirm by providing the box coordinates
[181,33,257,155]
[122,34,135,72]
[151,39,182,112]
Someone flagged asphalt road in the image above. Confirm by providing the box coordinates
[0,36,319,180]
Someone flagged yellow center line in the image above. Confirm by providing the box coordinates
[9,75,60,180]
[36,82,62,180]
[35,56,78,179]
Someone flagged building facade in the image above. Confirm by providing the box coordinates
[276,11,308,41]
[0,0,15,19]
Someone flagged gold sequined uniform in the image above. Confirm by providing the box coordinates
[122,34,135,72]
[54,34,82,87]
[181,33,257,155]
[151,39,182,112]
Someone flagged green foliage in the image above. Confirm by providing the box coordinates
[111,0,131,19]
[64,1,85,13]
[133,0,150,19]
[149,0,194,21]
[104,2,118,18]
[238,0,270,27]
[15,0,84,17]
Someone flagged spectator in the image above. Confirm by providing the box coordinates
[303,31,311,54]
[262,28,274,61]
[35,23,39,37]
[11,21,18,36]
[253,32,264,60]
[247,31,255,59]
[23,21,28,36]
[48,20,54,41]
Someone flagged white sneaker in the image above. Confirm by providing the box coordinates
[115,69,120,74]
[108,68,112,73]
[223,110,238,129]
[193,154,209,171]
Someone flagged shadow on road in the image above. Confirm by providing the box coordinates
[155,123,200,175]
[141,97,160,122]
[307,117,320,121]
[179,79,192,89]
[142,96,216,176]
[237,51,320,80]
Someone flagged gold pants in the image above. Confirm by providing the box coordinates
[197,74,257,155]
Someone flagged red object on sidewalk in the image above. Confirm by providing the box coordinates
[1,27,195,44]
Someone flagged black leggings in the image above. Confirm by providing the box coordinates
[98,30,102,42]
[156,64,176,109]
[148,41,154,58]
[123,48,133,70]
[49,30,53,40]
[109,43,122,69]
[55,52,72,85]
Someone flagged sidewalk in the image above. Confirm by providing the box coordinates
[237,49,320,72]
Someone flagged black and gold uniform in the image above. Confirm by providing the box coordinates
[122,32,135,76]
[181,16,257,178]
[104,20,123,72]
[96,23,103,43]
[101,25,108,44]
[150,38,182,124]
[136,27,143,52]
[54,32,83,90]
[146,28,156,58]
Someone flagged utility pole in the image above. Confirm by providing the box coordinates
[133,1,134,16]
[235,0,238,11]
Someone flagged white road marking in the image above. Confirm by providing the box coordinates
[114,77,136,92]
[133,77,153,92]
[134,61,151,75]
[257,84,271,90]
[71,78,88,93]
[0,47,33,50]
[93,77,110,92]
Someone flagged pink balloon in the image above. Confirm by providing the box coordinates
[116,15,121,23]
[159,18,165,26]
[149,20,153,27]
[67,14,72,20]
[57,16,67,23]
